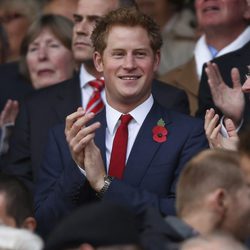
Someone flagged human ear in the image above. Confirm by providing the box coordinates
[22,217,37,231]
[93,51,104,73]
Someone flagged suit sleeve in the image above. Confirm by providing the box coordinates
[195,64,221,118]
[1,101,34,191]
[34,126,92,238]
[103,119,208,216]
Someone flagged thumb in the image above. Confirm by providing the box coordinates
[224,118,237,138]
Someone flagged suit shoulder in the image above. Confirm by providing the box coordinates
[22,75,79,104]
[161,106,204,127]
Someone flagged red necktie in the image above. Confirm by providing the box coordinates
[86,79,105,114]
[109,114,133,179]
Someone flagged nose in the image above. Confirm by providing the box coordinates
[37,46,48,61]
[75,19,89,36]
[123,54,136,70]
[242,77,250,93]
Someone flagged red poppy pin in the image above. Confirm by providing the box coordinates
[152,118,168,143]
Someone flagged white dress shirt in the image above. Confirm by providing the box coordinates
[79,65,106,108]
[194,26,250,79]
[78,94,154,175]
[105,95,153,171]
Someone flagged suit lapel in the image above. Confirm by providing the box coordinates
[123,102,172,185]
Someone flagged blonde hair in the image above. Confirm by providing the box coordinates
[176,149,242,217]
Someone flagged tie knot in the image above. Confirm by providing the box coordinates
[120,114,133,125]
[88,79,105,92]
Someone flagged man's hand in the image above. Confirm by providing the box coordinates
[84,140,106,192]
[0,99,19,128]
[65,107,101,168]
[205,62,244,126]
[205,108,238,150]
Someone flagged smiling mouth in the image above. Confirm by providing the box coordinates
[203,6,220,13]
[118,75,141,80]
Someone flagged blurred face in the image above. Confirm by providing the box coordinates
[94,25,160,112]
[72,0,118,63]
[242,66,250,95]
[0,193,16,228]
[195,0,250,31]
[222,182,250,241]
[42,0,78,21]
[26,28,74,89]
[135,0,170,23]
[0,9,30,62]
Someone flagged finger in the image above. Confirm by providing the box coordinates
[65,108,86,131]
[0,99,14,124]
[204,108,215,130]
[67,112,96,140]
[209,124,222,149]
[231,67,241,89]
[212,63,224,86]
[9,101,19,120]
[70,121,101,145]
[224,118,237,138]
[206,62,220,88]
[205,112,219,138]
[71,133,96,154]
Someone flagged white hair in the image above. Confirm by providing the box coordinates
[0,226,44,250]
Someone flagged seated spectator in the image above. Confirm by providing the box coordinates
[0,0,41,62]
[0,173,36,231]
[0,14,74,155]
[19,14,75,89]
[160,0,250,116]
[2,0,190,197]
[136,0,197,76]
[44,202,141,250]
[0,225,43,250]
[180,232,248,250]
[42,0,78,21]
[34,6,207,239]
[140,149,250,250]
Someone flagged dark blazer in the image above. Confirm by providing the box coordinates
[0,62,34,111]
[196,41,250,122]
[34,102,208,237]
[140,208,197,250]
[3,74,189,189]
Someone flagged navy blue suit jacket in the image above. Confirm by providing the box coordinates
[3,75,189,190]
[34,102,208,237]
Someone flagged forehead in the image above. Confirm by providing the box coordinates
[31,28,58,42]
[105,25,151,48]
[76,0,119,16]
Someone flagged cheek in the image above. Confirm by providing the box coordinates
[26,55,36,73]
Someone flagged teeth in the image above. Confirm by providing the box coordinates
[120,76,140,80]
[204,6,219,11]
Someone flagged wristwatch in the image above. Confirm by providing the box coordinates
[96,175,113,199]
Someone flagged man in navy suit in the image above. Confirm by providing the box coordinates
[2,0,189,190]
[35,8,208,238]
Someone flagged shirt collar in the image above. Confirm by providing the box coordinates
[106,94,154,135]
[79,64,96,88]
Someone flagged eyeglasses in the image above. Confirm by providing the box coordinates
[0,12,24,24]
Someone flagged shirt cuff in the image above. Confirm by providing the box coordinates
[77,165,86,176]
